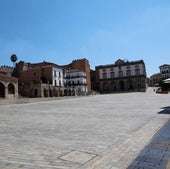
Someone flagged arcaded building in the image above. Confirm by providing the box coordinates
[0,66,18,99]
[15,58,91,97]
[15,61,65,97]
[93,59,147,93]
[65,70,88,95]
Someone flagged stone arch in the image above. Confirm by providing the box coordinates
[0,82,5,98]
[64,89,68,96]
[72,89,76,96]
[119,80,125,91]
[135,78,142,89]
[43,88,48,97]
[8,83,15,94]
[49,88,53,97]
[53,88,58,97]
[126,79,133,90]
[110,81,117,91]
[59,89,63,96]
[103,82,109,92]
[69,89,72,96]
[32,88,38,97]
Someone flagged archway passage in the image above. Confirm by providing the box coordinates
[43,88,48,97]
[127,80,133,90]
[0,82,5,98]
[69,89,72,96]
[103,82,109,92]
[119,81,125,91]
[64,89,68,96]
[8,83,15,94]
[110,81,117,92]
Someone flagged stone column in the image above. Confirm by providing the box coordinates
[15,83,18,98]
[5,86,8,99]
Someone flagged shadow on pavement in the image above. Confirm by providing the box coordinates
[158,106,170,114]
[127,119,170,169]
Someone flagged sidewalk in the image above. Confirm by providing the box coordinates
[0,96,82,105]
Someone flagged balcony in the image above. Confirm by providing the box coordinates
[66,75,86,79]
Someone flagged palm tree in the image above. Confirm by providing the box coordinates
[10,54,18,67]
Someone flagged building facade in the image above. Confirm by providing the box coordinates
[149,73,161,87]
[16,61,64,97]
[65,70,88,95]
[159,64,170,79]
[93,59,147,93]
[0,66,18,99]
[62,58,91,93]
[52,67,64,87]
[15,59,91,97]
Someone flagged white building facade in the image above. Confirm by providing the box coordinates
[52,67,64,87]
[159,64,170,79]
[96,59,147,93]
[65,70,88,95]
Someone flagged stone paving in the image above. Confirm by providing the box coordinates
[0,92,170,169]
[127,111,170,169]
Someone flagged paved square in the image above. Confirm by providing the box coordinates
[0,92,170,169]
[60,150,96,165]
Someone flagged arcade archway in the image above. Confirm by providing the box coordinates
[119,80,125,91]
[8,83,15,94]
[0,82,5,98]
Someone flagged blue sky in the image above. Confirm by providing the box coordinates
[0,0,170,77]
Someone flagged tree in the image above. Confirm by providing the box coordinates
[10,54,18,67]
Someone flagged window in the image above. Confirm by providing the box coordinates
[55,80,57,86]
[135,69,140,76]
[110,72,114,78]
[59,80,61,86]
[103,73,107,79]
[118,71,123,78]
[126,70,131,77]
[59,72,61,78]
[54,71,57,77]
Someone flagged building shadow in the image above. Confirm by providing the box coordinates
[127,118,170,169]
[157,106,170,114]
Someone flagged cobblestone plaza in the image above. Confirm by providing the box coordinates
[0,92,170,169]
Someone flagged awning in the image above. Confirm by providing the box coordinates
[163,78,170,83]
